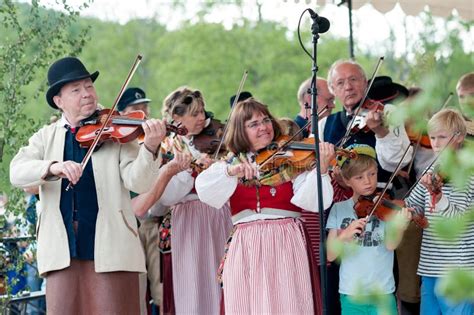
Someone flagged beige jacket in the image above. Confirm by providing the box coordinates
[10,121,162,276]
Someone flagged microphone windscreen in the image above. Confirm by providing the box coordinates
[318,17,330,33]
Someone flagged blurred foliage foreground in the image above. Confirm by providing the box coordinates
[0,0,473,309]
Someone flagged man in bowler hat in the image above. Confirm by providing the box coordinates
[10,56,167,314]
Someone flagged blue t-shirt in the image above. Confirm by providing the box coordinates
[326,198,395,295]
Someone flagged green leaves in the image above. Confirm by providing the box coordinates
[437,269,474,303]
[432,209,474,241]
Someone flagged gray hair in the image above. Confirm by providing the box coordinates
[327,60,366,94]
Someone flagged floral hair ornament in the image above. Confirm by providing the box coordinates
[336,143,376,168]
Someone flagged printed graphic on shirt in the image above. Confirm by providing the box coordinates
[340,216,383,247]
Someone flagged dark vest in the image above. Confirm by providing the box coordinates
[59,126,99,260]
[294,114,310,138]
[323,109,392,183]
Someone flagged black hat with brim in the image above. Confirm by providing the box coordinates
[229,91,253,108]
[117,87,151,112]
[46,57,99,109]
[368,76,409,104]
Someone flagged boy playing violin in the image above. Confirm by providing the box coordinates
[405,108,474,315]
[326,144,411,315]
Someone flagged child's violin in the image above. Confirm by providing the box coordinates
[76,109,187,148]
[354,192,429,229]
[406,124,431,149]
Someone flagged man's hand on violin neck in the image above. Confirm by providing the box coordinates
[366,108,389,138]
[142,119,167,153]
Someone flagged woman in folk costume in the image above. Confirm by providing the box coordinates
[158,86,233,315]
[195,98,335,314]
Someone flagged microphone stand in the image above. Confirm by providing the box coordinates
[309,13,328,315]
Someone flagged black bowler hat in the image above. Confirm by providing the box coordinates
[229,91,253,108]
[46,57,99,109]
[368,76,409,104]
[117,87,151,111]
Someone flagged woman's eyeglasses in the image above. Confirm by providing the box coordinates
[246,117,272,130]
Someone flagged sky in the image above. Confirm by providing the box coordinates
[29,0,472,57]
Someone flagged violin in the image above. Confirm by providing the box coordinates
[406,124,431,149]
[193,112,226,154]
[256,136,357,173]
[76,109,187,148]
[354,192,429,229]
[350,99,385,134]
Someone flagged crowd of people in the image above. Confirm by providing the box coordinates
[6,55,474,315]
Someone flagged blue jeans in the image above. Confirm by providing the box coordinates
[421,276,474,315]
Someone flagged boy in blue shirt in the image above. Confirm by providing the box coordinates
[326,144,411,315]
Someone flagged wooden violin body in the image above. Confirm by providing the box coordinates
[256,136,357,173]
[76,109,187,148]
[193,117,226,154]
[354,192,428,229]
[406,124,432,149]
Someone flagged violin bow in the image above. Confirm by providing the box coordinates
[66,54,143,191]
[365,144,411,222]
[213,70,248,160]
[401,132,460,200]
[406,92,453,175]
[338,56,384,148]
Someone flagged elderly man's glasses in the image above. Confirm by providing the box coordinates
[334,76,364,90]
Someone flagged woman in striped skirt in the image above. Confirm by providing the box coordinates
[195,98,335,314]
[155,87,233,315]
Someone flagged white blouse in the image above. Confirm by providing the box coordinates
[195,155,334,224]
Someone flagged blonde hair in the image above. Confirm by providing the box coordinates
[456,72,474,92]
[224,98,281,154]
[161,86,205,122]
[427,108,466,137]
[340,154,377,180]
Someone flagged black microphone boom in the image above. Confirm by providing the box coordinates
[308,9,330,33]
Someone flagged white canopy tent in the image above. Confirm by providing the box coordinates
[328,0,473,58]
[350,1,473,20]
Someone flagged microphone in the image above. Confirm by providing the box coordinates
[308,9,330,33]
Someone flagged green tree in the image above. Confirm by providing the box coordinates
[0,0,89,305]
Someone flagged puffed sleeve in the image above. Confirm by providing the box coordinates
[195,161,238,209]
[375,104,413,172]
[291,169,334,212]
[159,170,195,207]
